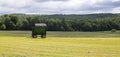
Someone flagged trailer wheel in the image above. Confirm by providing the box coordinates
[32,34,37,38]
[41,34,46,38]
[34,35,37,38]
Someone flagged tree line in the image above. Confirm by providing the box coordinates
[0,13,120,31]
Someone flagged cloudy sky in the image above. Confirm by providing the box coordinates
[0,0,120,14]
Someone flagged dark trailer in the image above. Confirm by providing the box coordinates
[32,23,47,38]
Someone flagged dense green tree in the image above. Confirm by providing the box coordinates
[0,24,6,30]
[0,13,120,31]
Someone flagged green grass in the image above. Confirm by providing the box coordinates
[0,31,120,38]
[0,31,120,57]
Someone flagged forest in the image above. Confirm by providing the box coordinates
[0,13,120,31]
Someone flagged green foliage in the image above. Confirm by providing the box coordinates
[0,13,120,31]
[0,24,6,30]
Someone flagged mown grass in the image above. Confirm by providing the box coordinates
[0,31,120,57]
[0,31,120,38]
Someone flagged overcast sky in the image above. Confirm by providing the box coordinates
[0,0,120,14]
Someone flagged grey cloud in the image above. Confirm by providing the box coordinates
[96,1,120,7]
[0,0,120,14]
[34,0,68,2]
[74,0,120,12]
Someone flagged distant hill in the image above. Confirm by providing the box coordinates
[3,13,120,20]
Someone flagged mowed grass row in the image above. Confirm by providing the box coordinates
[0,31,120,57]
[0,31,120,38]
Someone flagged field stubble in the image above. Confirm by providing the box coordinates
[0,31,120,57]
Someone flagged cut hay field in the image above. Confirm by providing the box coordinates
[0,31,120,57]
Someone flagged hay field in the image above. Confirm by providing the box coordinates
[0,31,120,57]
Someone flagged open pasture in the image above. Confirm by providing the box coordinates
[0,31,120,57]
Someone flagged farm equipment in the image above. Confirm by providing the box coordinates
[32,23,47,38]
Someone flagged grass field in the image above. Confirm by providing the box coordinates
[0,31,120,57]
